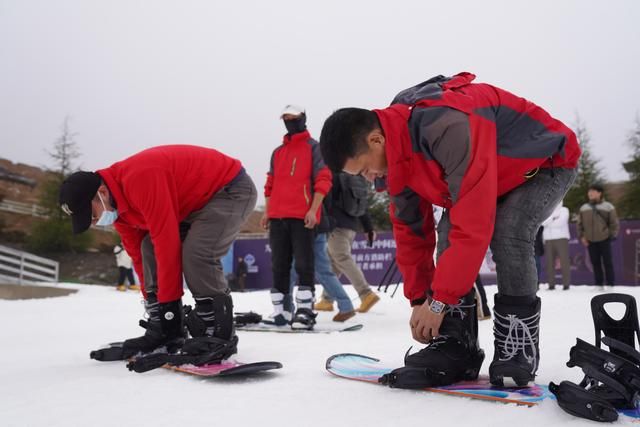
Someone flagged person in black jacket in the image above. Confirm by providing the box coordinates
[315,172,380,313]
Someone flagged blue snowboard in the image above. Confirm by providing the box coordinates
[326,353,640,418]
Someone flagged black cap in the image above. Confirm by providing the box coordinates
[589,183,604,193]
[58,171,101,234]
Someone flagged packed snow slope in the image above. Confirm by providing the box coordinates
[1,283,638,426]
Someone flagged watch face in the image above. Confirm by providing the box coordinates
[430,300,446,314]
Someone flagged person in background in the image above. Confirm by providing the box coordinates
[261,105,332,330]
[541,202,571,290]
[315,171,380,313]
[577,183,619,287]
[114,243,139,291]
[236,256,248,292]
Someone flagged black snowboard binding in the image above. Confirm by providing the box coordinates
[127,294,239,373]
[234,311,263,327]
[489,295,541,386]
[380,291,485,388]
[549,293,640,422]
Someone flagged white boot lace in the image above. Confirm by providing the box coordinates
[494,311,540,374]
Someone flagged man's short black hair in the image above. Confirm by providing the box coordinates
[319,108,381,172]
[589,183,604,193]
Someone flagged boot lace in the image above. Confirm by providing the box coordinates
[494,311,540,374]
[445,301,475,319]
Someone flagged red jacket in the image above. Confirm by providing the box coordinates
[377,72,581,305]
[97,145,242,303]
[264,130,332,221]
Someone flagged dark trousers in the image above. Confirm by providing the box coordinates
[118,267,135,285]
[269,218,315,295]
[588,239,615,286]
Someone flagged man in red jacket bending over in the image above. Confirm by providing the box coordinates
[320,73,580,387]
[261,105,332,330]
[59,145,257,370]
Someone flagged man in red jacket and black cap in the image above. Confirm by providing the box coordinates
[320,73,580,387]
[261,105,332,330]
[59,145,257,370]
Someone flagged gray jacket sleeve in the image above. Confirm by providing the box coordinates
[410,106,471,203]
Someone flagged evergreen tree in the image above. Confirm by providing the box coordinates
[563,115,606,218]
[367,189,392,231]
[27,117,92,252]
[619,115,640,218]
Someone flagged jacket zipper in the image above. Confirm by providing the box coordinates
[290,158,297,176]
[303,184,310,205]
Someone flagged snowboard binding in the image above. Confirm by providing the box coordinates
[550,293,640,422]
[234,311,263,327]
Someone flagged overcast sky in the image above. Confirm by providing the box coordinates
[1,0,639,206]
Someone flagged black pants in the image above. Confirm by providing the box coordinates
[475,275,490,313]
[269,218,315,295]
[118,267,135,286]
[588,239,615,286]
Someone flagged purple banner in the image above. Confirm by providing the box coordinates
[233,232,397,290]
[480,220,640,286]
[234,221,640,290]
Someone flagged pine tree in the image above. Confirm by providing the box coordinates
[563,115,606,218]
[367,189,392,231]
[27,117,91,252]
[619,115,640,218]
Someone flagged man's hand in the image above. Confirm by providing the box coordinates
[260,214,270,230]
[367,230,377,247]
[304,209,317,229]
[580,237,589,247]
[410,302,445,344]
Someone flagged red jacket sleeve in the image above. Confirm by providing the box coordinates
[389,190,436,305]
[264,172,274,197]
[125,169,183,303]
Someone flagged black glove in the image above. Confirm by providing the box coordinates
[367,230,375,248]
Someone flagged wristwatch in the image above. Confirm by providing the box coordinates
[428,298,447,315]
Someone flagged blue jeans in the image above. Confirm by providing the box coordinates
[290,233,354,312]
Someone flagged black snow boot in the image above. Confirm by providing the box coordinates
[489,294,541,386]
[92,294,185,361]
[182,294,239,365]
[122,295,185,356]
[403,291,485,386]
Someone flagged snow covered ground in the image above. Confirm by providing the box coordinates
[1,282,638,427]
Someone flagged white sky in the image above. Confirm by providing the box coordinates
[1,0,639,206]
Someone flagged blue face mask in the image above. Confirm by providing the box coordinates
[96,192,118,226]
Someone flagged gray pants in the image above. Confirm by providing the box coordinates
[141,171,257,299]
[437,167,577,298]
[323,227,372,301]
[544,238,571,288]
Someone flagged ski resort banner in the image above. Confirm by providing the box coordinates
[478,220,640,286]
[232,220,640,290]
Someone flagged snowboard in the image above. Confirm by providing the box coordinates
[326,353,640,419]
[164,360,282,377]
[237,323,363,334]
[326,353,550,406]
[90,342,282,377]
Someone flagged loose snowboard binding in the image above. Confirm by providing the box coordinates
[550,293,640,422]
